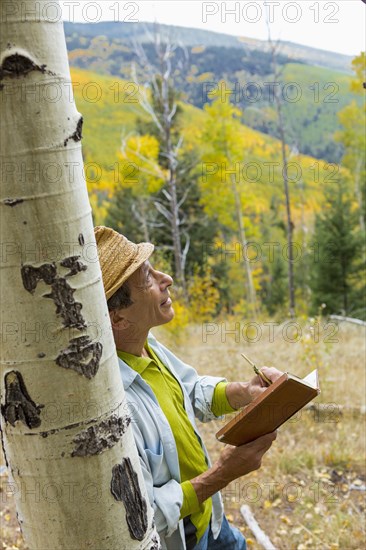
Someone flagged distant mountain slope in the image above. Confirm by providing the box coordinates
[65,22,360,163]
[64,21,354,74]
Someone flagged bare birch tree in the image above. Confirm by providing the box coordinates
[130,29,189,298]
[0,1,159,548]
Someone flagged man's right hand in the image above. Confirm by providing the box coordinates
[216,431,277,484]
[190,432,277,505]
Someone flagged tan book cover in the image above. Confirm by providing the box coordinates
[216,370,320,446]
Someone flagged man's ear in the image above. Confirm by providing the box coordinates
[109,309,130,330]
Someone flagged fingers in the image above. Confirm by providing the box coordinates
[252,431,278,450]
[239,431,277,453]
[260,366,283,382]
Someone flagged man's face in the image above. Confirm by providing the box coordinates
[116,260,174,333]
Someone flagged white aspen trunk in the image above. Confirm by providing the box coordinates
[230,172,258,318]
[0,2,160,549]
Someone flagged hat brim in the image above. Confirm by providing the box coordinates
[105,242,154,300]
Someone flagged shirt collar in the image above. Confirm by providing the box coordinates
[117,332,165,390]
[117,347,154,376]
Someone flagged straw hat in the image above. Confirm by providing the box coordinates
[94,226,154,300]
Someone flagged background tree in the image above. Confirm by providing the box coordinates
[309,181,364,317]
[0,2,159,548]
[200,91,259,317]
[131,31,189,298]
[336,52,366,232]
[108,133,165,242]
[259,208,288,316]
[267,24,296,317]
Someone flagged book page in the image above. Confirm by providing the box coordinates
[303,369,319,389]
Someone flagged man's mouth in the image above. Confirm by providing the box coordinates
[161,296,172,307]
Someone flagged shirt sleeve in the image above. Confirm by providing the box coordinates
[211,381,238,416]
[180,480,201,519]
[138,446,183,537]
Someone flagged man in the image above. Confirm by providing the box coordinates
[95,226,282,550]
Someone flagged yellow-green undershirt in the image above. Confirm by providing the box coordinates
[117,344,236,544]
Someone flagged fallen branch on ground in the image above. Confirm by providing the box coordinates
[240,504,277,550]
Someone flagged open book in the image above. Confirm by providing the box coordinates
[216,370,320,446]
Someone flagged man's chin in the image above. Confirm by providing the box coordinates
[161,305,175,324]
[166,305,175,320]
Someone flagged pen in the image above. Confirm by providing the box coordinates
[241,353,273,386]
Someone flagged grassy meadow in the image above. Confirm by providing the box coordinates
[1,319,365,549]
[158,318,366,550]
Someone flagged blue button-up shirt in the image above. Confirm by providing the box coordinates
[118,332,227,549]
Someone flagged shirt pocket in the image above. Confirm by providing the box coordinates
[144,445,171,487]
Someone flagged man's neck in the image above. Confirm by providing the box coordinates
[113,327,149,357]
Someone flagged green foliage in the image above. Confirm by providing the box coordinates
[309,181,364,317]
[336,53,366,227]
[259,228,288,317]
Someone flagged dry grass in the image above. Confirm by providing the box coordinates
[1,319,365,549]
[159,319,366,550]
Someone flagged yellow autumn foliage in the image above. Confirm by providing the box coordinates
[187,267,220,322]
[118,134,165,194]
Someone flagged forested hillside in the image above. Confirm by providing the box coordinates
[71,50,365,320]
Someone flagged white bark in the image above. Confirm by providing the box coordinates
[0,2,159,549]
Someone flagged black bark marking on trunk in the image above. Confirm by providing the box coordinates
[149,534,161,550]
[110,458,148,541]
[33,411,114,438]
[44,278,86,330]
[64,117,83,146]
[3,198,24,207]
[55,336,102,378]
[21,263,57,293]
[0,54,54,88]
[21,263,86,329]
[60,255,87,277]
[78,233,85,246]
[1,371,43,429]
[71,414,131,457]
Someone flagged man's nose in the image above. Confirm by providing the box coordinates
[159,271,173,288]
